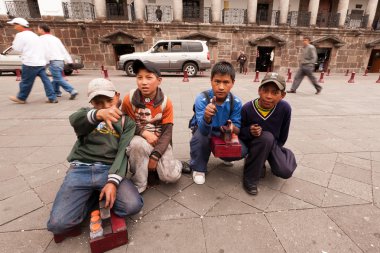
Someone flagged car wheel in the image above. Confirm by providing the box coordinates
[183,63,198,77]
[125,62,135,77]
[64,70,73,76]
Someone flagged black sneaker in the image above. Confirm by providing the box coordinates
[243,183,258,195]
[181,161,191,174]
[287,90,296,93]
[315,87,322,95]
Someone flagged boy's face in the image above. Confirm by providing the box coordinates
[211,73,235,102]
[90,93,120,110]
[136,68,162,98]
[258,83,285,109]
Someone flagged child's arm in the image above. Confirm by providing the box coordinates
[100,116,136,208]
[278,106,291,146]
[195,94,214,136]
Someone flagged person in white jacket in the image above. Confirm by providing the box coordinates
[38,23,78,100]
[7,18,57,104]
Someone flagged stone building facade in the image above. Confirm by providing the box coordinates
[1,0,380,73]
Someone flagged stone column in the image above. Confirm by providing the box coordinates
[94,0,107,19]
[211,0,222,23]
[247,0,258,24]
[134,0,145,22]
[172,0,183,22]
[337,0,349,27]
[308,0,320,26]
[366,0,379,28]
[279,0,289,25]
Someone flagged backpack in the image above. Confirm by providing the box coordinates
[188,91,235,131]
[129,88,168,112]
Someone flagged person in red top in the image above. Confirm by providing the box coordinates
[121,60,183,193]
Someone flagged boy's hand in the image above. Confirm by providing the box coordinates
[99,183,117,209]
[148,157,158,171]
[96,106,122,130]
[203,96,217,123]
[142,130,158,146]
[250,124,262,137]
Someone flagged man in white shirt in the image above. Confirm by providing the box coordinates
[37,23,78,100]
[7,18,57,104]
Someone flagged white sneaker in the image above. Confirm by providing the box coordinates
[221,160,234,166]
[192,171,205,185]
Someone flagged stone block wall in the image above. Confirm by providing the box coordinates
[0,19,378,74]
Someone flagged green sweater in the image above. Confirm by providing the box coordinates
[67,108,136,186]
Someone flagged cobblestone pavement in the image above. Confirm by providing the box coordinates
[0,70,380,253]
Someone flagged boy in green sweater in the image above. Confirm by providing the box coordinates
[47,78,143,242]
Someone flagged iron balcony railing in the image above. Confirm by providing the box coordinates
[344,13,368,29]
[316,12,340,28]
[222,8,247,24]
[106,2,130,20]
[203,7,211,23]
[5,0,41,19]
[146,5,172,23]
[287,11,311,27]
[62,2,95,20]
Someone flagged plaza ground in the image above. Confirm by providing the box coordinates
[0,70,379,253]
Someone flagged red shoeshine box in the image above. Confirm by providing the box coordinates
[210,136,241,158]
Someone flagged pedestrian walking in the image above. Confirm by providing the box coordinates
[37,23,78,99]
[288,36,322,95]
[7,18,57,104]
[237,51,247,74]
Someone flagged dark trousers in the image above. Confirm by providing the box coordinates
[291,65,322,92]
[244,131,297,186]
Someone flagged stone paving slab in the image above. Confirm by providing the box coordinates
[1,71,380,252]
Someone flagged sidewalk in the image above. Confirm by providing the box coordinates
[0,70,379,253]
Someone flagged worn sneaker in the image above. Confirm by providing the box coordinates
[243,183,258,195]
[181,161,191,174]
[69,90,78,100]
[287,90,296,93]
[9,96,26,104]
[192,171,205,185]
[46,99,58,103]
[221,160,234,166]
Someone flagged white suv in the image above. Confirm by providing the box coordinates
[118,40,211,77]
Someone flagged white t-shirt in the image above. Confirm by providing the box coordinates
[12,30,47,66]
[39,34,73,63]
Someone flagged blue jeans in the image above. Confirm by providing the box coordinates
[47,163,143,234]
[17,64,56,101]
[189,129,248,173]
[49,60,75,96]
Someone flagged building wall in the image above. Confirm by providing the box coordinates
[0,20,375,73]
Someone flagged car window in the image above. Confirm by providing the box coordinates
[153,42,169,53]
[187,42,203,52]
[171,42,184,52]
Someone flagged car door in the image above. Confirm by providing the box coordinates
[168,41,188,71]
[145,42,170,70]
[0,47,22,71]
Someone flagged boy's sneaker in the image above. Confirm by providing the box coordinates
[243,183,258,195]
[9,96,26,104]
[69,90,78,100]
[56,93,62,97]
[287,90,296,93]
[181,161,191,174]
[221,160,234,166]
[192,171,205,185]
[46,99,58,103]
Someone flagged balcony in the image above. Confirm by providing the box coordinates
[106,2,130,20]
[344,13,368,29]
[287,11,311,27]
[223,8,247,25]
[146,5,172,23]
[62,2,95,20]
[5,0,41,19]
[316,12,340,28]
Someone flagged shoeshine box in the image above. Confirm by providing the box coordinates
[210,135,241,158]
